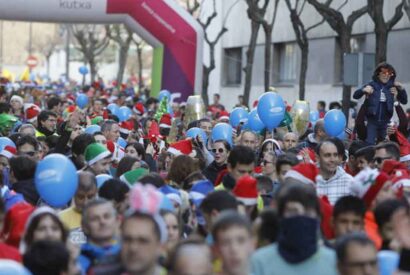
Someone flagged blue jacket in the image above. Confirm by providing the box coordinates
[79,242,122,274]
[353,79,407,119]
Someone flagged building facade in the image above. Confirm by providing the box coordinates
[201,0,410,111]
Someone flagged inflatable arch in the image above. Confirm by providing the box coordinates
[0,0,203,101]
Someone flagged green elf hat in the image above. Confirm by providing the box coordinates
[120,168,149,186]
[85,143,112,166]
[91,116,104,125]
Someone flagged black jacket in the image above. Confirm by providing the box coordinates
[203,161,227,185]
[12,179,40,206]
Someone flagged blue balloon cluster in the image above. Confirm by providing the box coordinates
[186,127,207,144]
[117,106,132,122]
[230,107,248,128]
[79,66,89,75]
[35,154,78,207]
[324,109,346,137]
[107,103,119,115]
[257,92,286,131]
[245,109,265,132]
[76,93,88,109]
[212,123,233,146]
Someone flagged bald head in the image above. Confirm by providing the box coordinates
[283,132,298,151]
[74,171,98,212]
[78,171,97,192]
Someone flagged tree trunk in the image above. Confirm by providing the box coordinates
[116,43,130,86]
[375,26,388,64]
[299,45,309,100]
[136,46,144,94]
[89,58,97,83]
[339,33,352,118]
[46,55,51,77]
[243,21,261,107]
[263,25,272,92]
[202,66,211,107]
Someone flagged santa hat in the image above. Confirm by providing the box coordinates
[120,168,149,186]
[167,139,193,156]
[23,104,41,123]
[10,95,23,105]
[119,120,134,135]
[396,131,410,162]
[380,159,407,175]
[389,169,410,189]
[0,145,16,159]
[350,167,389,208]
[159,114,172,129]
[159,185,182,206]
[2,202,34,248]
[284,163,319,185]
[144,120,163,140]
[218,110,230,122]
[297,148,317,164]
[84,143,112,166]
[66,94,75,105]
[133,102,145,116]
[232,175,258,205]
[106,140,125,162]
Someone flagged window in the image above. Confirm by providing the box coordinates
[223,47,242,85]
[350,36,366,53]
[277,43,297,82]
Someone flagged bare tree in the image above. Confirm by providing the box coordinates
[245,0,279,94]
[33,30,63,76]
[105,24,133,86]
[284,0,325,100]
[307,0,368,117]
[69,25,110,83]
[186,0,238,106]
[368,0,405,64]
[405,0,410,19]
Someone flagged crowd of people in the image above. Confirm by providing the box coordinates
[0,62,410,275]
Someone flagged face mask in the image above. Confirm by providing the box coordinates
[278,215,319,264]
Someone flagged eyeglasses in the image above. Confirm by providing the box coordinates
[212,148,225,154]
[379,68,394,77]
[373,156,391,164]
[20,151,36,157]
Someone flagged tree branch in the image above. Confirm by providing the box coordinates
[386,0,405,31]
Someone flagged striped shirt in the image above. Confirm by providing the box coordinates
[316,167,354,205]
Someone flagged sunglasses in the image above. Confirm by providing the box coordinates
[212,148,225,154]
[373,156,391,164]
[379,69,394,77]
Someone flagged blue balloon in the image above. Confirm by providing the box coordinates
[186,127,207,144]
[257,92,286,130]
[0,137,15,152]
[246,109,265,132]
[160,194,175,212]
[378,251,399,275]
[117,106,132,122]
[35,154,78,207]
[309,110,319,123]
[85,125,101,135]
[96,174,113,189]
[117,137,127,148]
[79,66,89,75]
[230,107,249,128]
[107,103,119,115]
[76,93,88,109]
[211,123,233,146]
[0,260,31,275]
[324,109,346,137]
[158,90,171,102]
[337,131,346,140]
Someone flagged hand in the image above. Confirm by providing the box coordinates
[300,148,312,163]
[386,125,396,136]
[392,208,410,249]
[363,85,374,95]
[394,81,403,90]
[145,143,154,155]
[390,87,398,98]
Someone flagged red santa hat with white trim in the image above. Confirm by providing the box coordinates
[159,114,172,129]
[167,139,194,157]
[284,163,319,185]
[218,110,230,122]
[119,120,134,135]
[350,167,390,208]
[133,102,145,116]
[396,131,410,162]
[106,140,125,162]
[0,145,16,159]
[24,103,41,123]
[233,175,258,205]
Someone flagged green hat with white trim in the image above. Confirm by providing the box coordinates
[85,143,112,166]
[120,168,149,186]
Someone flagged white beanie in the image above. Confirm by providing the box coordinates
[10,95,24,105]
